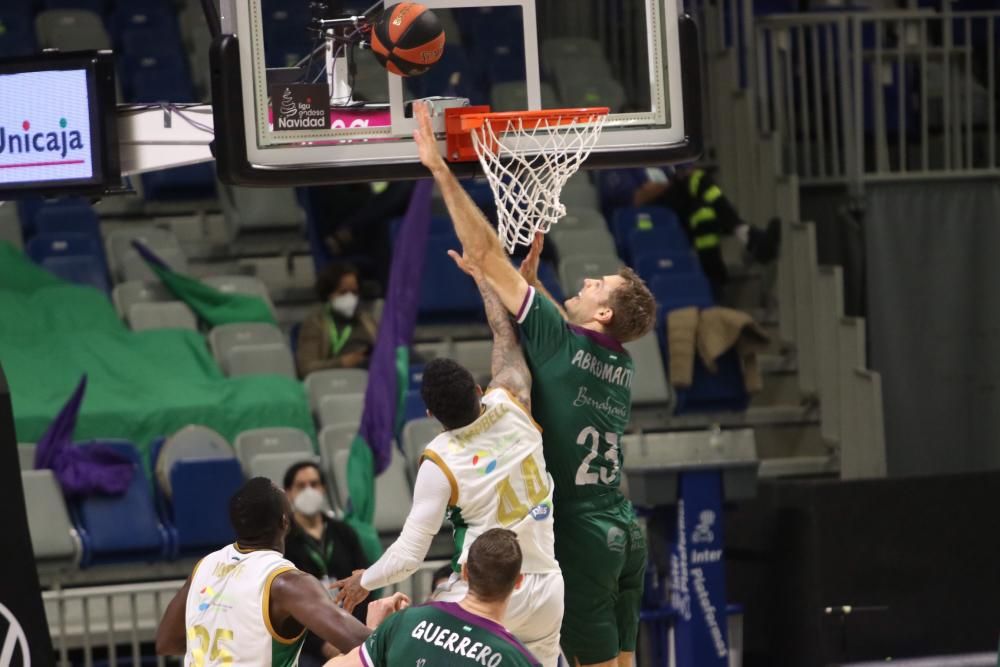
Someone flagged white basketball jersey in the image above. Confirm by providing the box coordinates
[185,544,305,667]
[422,388,559,574]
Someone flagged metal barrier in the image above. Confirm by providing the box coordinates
[754,9,1000,188]
[41,562,448,667]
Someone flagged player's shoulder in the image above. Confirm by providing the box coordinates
[483,387,541,431]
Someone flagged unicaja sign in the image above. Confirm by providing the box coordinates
[0,117,85,161]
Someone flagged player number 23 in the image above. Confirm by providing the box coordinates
[575,426,620,486]
[188,626,234,666]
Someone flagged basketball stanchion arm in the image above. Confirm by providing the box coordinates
[115,104,215,177]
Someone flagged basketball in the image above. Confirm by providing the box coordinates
[370,2,446,77]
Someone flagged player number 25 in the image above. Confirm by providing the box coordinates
[575,426,620,486]
[188,626,234,666]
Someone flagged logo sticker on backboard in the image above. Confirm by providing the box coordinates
[269,84,330,131]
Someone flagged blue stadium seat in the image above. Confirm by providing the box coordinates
[634,250,699,282]
[0,14,37,57]
[110,1,180,40]
[612,206,683,259]
[33,202,101,238]
[119,27,188,60]
[626,219,689,263]
[262,6,311,68]
[404,389,427,423]
[597,168,647,219]
[27,234,110,292]
[123,56,197,103]
[418,235,483,319]
[649,272,714,315]
[141,163,217,201]
[70,441,171,567]
[169,459,244,555]
[408,364,425,390]
[409,44,483,103]
[674,352,750,414]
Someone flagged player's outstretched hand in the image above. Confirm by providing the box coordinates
[518,232,544,285]
[447,249,483,282]
[365,592,411,630]
[412,102,447,174]
[330,569,371,614]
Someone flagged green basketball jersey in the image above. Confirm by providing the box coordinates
[361,602,540,667]
[515,287,633,502]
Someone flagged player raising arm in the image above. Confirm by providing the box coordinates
[155,478,409,666]
[332,253,564,667]
[413,101,658,667]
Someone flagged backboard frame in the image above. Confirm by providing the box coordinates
[210,1,702,186]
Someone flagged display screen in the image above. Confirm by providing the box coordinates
[0,52,119,198]
[0,69,95,184]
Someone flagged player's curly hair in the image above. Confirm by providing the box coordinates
[606,267,657,343]
[466,529,523,603]
[420,358,481,430]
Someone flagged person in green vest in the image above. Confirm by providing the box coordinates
[282,462,371,667]
[296,262,378,378]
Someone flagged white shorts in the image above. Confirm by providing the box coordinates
[432,570,565,667]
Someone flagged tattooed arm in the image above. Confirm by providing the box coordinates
[448,251,533,411]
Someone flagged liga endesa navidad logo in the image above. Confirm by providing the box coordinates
[0,117,85,167]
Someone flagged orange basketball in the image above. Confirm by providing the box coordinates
[371,2,445,77]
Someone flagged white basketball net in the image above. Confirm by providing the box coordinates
[470,112,607,254]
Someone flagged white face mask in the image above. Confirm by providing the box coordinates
[293,486,326,516]
[330,292,359,319]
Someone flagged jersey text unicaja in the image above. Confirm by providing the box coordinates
[184,544,305,667]
[422,388,559,573]
[515,287,632,502]
[361,602,540,667]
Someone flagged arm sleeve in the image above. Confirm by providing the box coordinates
[359,462,451,591]
[516,287,569,365]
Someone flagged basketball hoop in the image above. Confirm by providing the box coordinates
[445,106,609,254]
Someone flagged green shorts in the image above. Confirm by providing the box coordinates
[554,494,647,665]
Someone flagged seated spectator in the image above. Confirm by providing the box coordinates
[601,165,780,299]
[296,262,377,378]
[283,461,371,667]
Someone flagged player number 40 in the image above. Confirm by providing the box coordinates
[575,426,620,486]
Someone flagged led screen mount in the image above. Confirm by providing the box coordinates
[0,50,120,199]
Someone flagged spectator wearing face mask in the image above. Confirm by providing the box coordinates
[282,461,371,667]
[296,262,378,378]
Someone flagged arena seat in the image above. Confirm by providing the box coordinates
[70,441,171,566]
[317,392,365,430]
[319,423,357,466]
[305,368,369,413]
[226,343,297,378]
[18,443,36,471]
[42,0,109,14]
[401,417,442,472]
[140,164,217,202]
[22,470,80,567]
[403,389,427,423]
[0,17,37,58]
[111,280,172,317]
[451,340,493,385]
[418,236,483,319]
[558,254,622,296]
[33,202,101,239]
[234,427,313,475]
[634,250,699,283]
[35,10,111,51]
[249,452,321,492]
[220,185,307,232]
[168,458,244,555]
[556,76,626,113]
[649,272,715,314]
[612,206,684,258]
[556,208,606,233]
[202,275,277,317]
[623,331,673,407]
[127,301,198,331]
[106,226,187,282]
[560,173,602,211]
[330,449,413,538]
[26,234,103,265]
[209,322,286,366]
[27,235,111,292]
[549,228,617,262]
